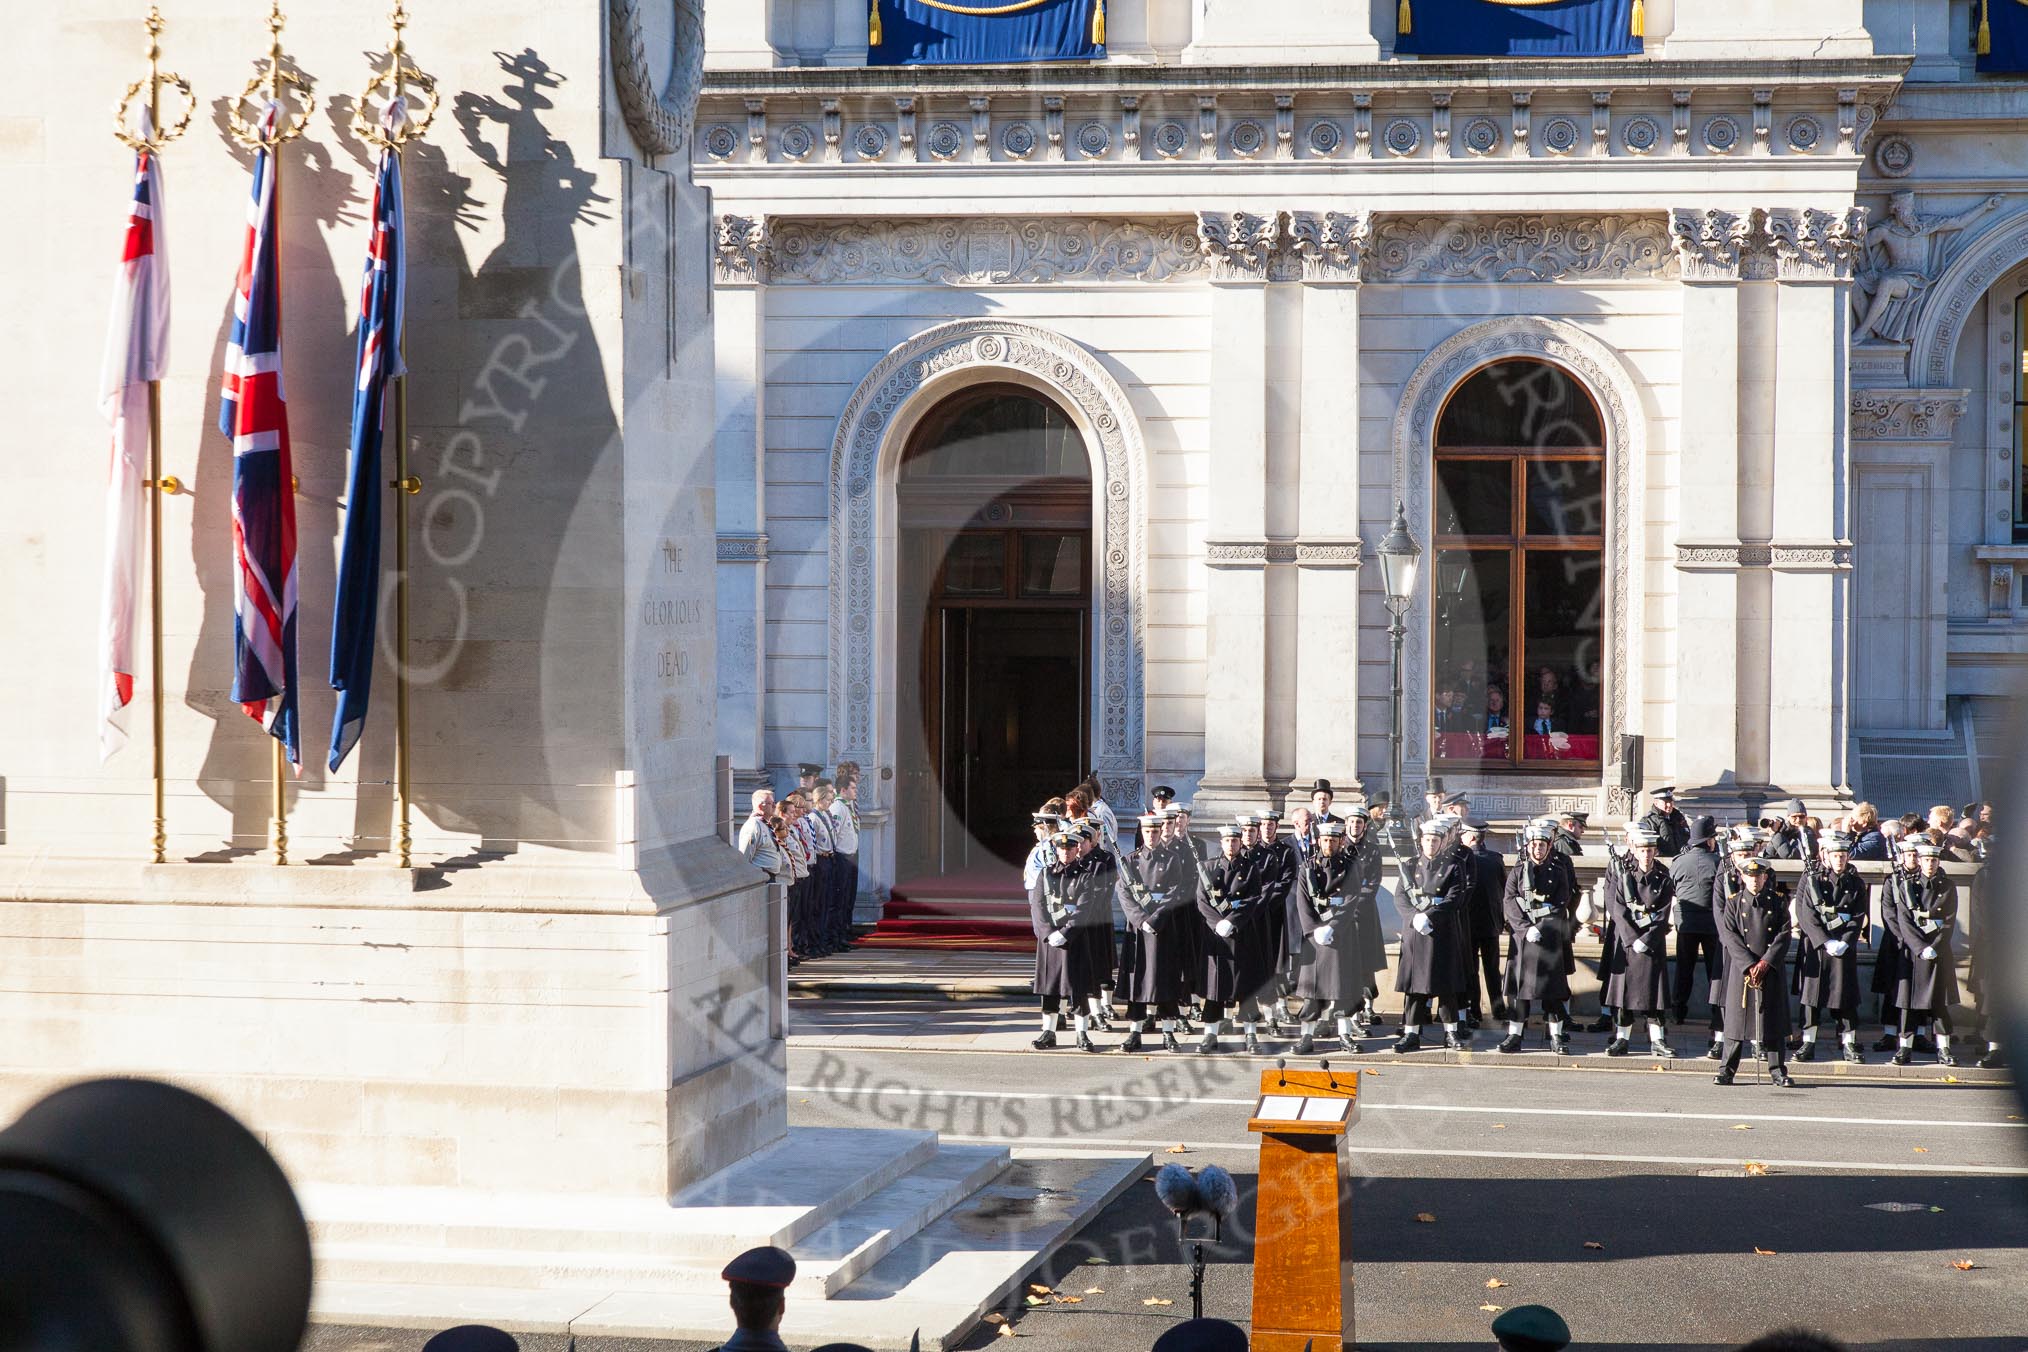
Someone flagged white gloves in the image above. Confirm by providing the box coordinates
[1825,939,1849,957]
[1142,921,1157,934]
[1314,924,1336,948]
[1412,913,1434,936]
[1920,945,1937,962]
[1526,925,1543,943]
[1047,930,1068,948]
[1215,919,1236,939]
[1632,939,1649,956]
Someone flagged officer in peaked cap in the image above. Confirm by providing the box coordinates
[796,763,823,791]
[1636,786,1690,858]
[709,1246,796,1352]
[1150,784,1177,807]
[1491,1304,1572,1352]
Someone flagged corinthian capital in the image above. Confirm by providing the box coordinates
[1195,210,1281,281]
[1285,210,1370,283]
[1765,206,1867,281]
[714,213,772,284]
[1668,207,1755,281]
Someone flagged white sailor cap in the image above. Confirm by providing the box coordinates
[1236,813,1260,827]
[1418,816,1452,838]
[1050,830,1076,849]
[1912,839,1941,859]
[1626,825,1662,848]
[1821,830,1855,853]
[1259,809,1283,822]
[1138,812,1162,827]
[1318,819,1347,838]
[1217,824,1243,839]
[1524,821,1558,842]
[1159,806,1184,820]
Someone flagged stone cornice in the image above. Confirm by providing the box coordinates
[717,533,769,563]
[1849,388,1969,441]
[1674,539,1853,571]
[1204,539,1363,569]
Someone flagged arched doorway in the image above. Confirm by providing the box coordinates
[894,385,1093,878]
[1429,359,1607,773]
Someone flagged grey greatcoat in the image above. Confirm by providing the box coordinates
[1502,852,1577,1003]
[1886,871,1959,1013]
[1717,882,1794,1046]
[1029,860,1109,1002]
[1396,845,1472,997]
[1794,865,1867,1012]
[1602,857,1674,1014]
[1291,850,1363,1004]
[1116,842,1195,1005]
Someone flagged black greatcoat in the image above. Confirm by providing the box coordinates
[1503,851,1576,1003]
[1256,837,1299,967]
[1030,861,1107,1002]
[1292,849,1363,1004]
[1396,845,1471,997]
[1887,871,1959,1012]
[1717,882,1793,1046]
[1078,851,1119,991]
[1116,843,1195,1005]
[1467,846,1506,941]
[1871,866,1913,997]
[1346,830,1390,988]
[1603,857,1673,1013]
[1794,865,1867,1011]
[1637,806,1691,858]
[1194,852,1255,1004]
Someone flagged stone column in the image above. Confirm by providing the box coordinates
[1668,209,1751,794]
[714,216,771,794]
[1765,207,1864,801]
[1290,211,1370,796]
[1196,211,1279,817]
[825,0,870,64]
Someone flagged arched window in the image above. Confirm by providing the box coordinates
[1430,360,1605,771]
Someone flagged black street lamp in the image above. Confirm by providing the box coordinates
[1376,500,1422,849]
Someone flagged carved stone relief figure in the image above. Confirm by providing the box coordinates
[1852,191,2004,344]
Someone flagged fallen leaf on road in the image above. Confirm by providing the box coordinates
[1054,1296,1083,1305]
[1028,1284,1052,1295]
[1143,1298,1174,1307]
[1165,1144,1190,1154]
[1582,1241,1604,1251]
[1930,1207,1945,1214]
[1364,1069,1381,1076]
[997,1324,1017,1338]
[1732,1124,1754,1131]
[1941,1076,1960,1085]
[984,1313,1007,1325]
[1492,1124,1507,1130]
[1082,1257,1110,1265]
[1415,1212,1438,1223]
[1952,1260,1978,1271]
[1025,1296,1046,1307]
[1485,1279,1508,1289]
[1083,1287,1105,1295]
[1742,1162,1770,1177]
[1753,1247,1778,1256]
[1654,1065,1666,1072]
[1913,1147,1929,1154]
[1480,1304,1503,1313]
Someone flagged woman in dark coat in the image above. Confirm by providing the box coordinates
[1029,831,1105,1052]
[1714,856,1795,1087]
[1602,828,1676,1058]
[1290,821,1363,1054]
[1886,840,1960,1066]
[1498,822,1576,1054]
[1394,817,1472,1053]
[1793,830,1867,1063]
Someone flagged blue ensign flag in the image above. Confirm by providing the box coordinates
[1395,0,1641,58]
[870,0,1104,66]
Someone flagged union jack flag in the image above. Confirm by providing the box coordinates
[98,125,170,760]
[329,102,408,771]
[220,102,299,768]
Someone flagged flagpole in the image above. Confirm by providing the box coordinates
[228,1,311,867]
[357,1,436,870]
[116,8,191,864]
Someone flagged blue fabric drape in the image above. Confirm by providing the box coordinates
[869,0,1103,66]
[1977,0,2028,73]
[1396,0,1641,58]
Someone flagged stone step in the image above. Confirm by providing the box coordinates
[787,1144,1011,1298]
[667,1123,940,1249]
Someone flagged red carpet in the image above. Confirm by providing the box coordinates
[857,867,1037,952]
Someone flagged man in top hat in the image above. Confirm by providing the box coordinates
[1667,814,1726,1058]
[1636,786,1690,858]
[1460,820,1508,1027]
[1395,814,1474,1052]
[709,1245,796,1352]
[1307,779,1342,834]
[1714,855,1796,1087]
[1794,829,1867,1063]
[1601,825,1676,1058]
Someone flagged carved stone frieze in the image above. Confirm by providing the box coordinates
[717,533,769,563]
[713,213,772,285]
[1364,215,1676,283]
[1205,539,1363,569]
[1196,211,1282,281]
[767,217,1207,286]
[1769,542,1855,570]
[1204,540,1269,568]
[1848,389,1969,442]
[1674,541,1771,570]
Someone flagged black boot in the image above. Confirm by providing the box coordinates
[1892,1046,1912,1066]
[1704,1039,1724,1060]
[1550,1035,1572,1056]
[1605,1037,1630,1057]
[1585,1016,1615,1034]
[1444,1027,1466,1051]
[1794,1042,1817,1062]
[1163,1028,1181,1053]
[1077,1030,1099,1053]
[1843,1042,1863,1064]
[1713,1066,1735,1085]
[1651,1040,1677,1060]
[1770,1065,1795,1088]
[1392,1031,1421,1055]
[1872,1031,1899,1052]
[1939,1051,1958,1067]
[1979,1047,2007,1070]
[1244,1030,1261,1055]
[1120,1029,1143,1053]
[1295,1032,1316,1056]
[1198,1031,1220,1054]
[1031,1030,1058,1050]
[1497,1034,1524,1054]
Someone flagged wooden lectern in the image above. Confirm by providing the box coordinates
[1246,1066,1359,1352]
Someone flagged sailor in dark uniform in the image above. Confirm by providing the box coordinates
[1887,839,1961,1066]
[1602,825,1676,1058]
[1460,820,1508,1027]
[708,1246,796,1352]
[1118,812,1194,1053]
[1966,834,2005,1069]
[1150,784,1177,811]
[1344,808,1390,1032]
[1255,809,1300,1026]
[1714,855,1795,1087]
[1290,819,1363,1053]
[1499,820,1577,1054]
[1394,815,1472,1053]
[1195,823,1269,1053]
[1028,829,1106,1052]
[1794,829,1866,1063]
[1635,786,1691,858]
[1872,833,1921,1051]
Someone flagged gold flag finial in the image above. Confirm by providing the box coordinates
[355,0,438,147]
[227,1,315,148]
[1978,0,1992,55]
[1397,0,1412,37]
[869,0,882,46]
[1631,0,1644,37]
[114,6,195,149]
[1092,0,1105,45]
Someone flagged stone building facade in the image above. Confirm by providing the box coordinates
[699,0,2028,895]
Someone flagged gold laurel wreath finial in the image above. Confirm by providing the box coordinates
[227,1,316,149]
[113,8,195,150]
[354,0,438,148]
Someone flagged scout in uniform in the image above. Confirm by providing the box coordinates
[804,781,838,955]
[1793,829,1867,1063]
[1887,839,1960,1066]
[827,772,862,949]
[1602,825,1676,1058]
[1714,856,1796,1087]
[1499,820,1577,1054]
[1395,815,1472,1053]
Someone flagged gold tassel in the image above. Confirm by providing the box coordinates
[870,0,882,47]
[1631,0,1644,38]
[1978,0,1991,55]
[1092,0,1104,46]
[1398,0,1411,36]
